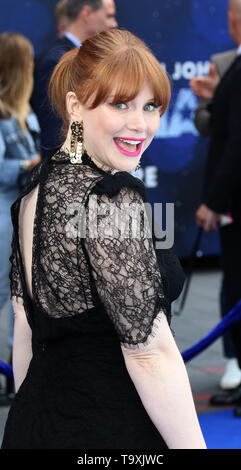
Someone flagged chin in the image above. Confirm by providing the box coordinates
[112,153,141,172]
[115,160,138,173]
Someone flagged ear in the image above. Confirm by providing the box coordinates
[80,5,94,23]
[66,92,83,122]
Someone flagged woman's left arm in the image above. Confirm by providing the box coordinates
[9,226,33,393]
[12,298,32,393]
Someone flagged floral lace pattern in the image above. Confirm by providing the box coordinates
[84,187,170,347]
[9,150,184,346]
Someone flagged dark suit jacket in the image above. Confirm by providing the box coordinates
[203,55,241,222]
[31,36,76,159]
[194,49,237,136]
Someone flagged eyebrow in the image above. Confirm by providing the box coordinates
[107,96,155,102]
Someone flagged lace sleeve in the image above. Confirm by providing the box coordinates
[84,182,170,349]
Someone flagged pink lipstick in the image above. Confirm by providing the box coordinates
[113,137,145,157]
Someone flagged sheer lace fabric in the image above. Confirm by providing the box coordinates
[2,150,185,449]
[9,151,177,348]
[84,188,169,347]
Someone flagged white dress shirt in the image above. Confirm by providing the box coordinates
[64,32,82,48]
[237,44,241,56]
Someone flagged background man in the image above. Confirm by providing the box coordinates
[55,0,70,38]
[191,2,240,392]
[32,0,117,158]
[190,0,241,415]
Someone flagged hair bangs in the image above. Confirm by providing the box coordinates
[141,49,171,116]
[86,50,143,109]
[86,47,171,115]
[49,29,171,136]
[109,51,148,105]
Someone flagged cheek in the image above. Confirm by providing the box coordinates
[83,120,99,150]
[147,115,160,139]
[98,112,123,140]
[83,112,121,148]
[95,12,106,30]
[83,103,127,145]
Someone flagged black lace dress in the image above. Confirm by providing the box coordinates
[2,150,185,449]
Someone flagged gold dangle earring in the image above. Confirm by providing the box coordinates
[70,121,84,164]
[135,159,141,171]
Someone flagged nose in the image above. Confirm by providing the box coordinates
[126,109,146,134]
[109,17,118,28]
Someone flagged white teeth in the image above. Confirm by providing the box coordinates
[118,138,141,145]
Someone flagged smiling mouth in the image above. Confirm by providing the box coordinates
[113,137,145,157]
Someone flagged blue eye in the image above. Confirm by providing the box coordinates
[144,103,158,112]
[114,102,127,110]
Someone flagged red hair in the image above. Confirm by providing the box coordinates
[49,29,171,134]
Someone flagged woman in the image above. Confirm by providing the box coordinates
[2,29,206,449]
[0,33,40,390]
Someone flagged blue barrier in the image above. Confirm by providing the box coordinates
[1,300,241,378]
[0,360,13,380]
[182,300,241,362]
